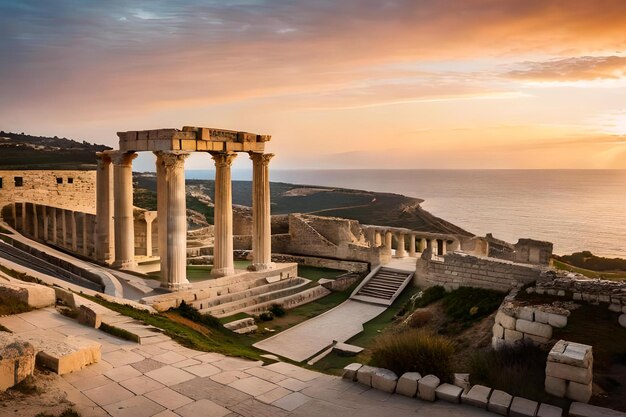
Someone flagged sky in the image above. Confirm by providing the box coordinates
[1,0,626,171]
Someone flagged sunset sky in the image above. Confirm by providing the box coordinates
[1,0,626,170]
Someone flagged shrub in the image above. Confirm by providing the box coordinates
[469,341,548,400]
[259,312,274,321]
[407,309,433,328]
[413,285,446,308]
[442,287,505,324]
[371,329,455,382]
[269,304,286,317]
[174,301,222,329]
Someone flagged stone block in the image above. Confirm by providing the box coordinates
[461,384,492,408]
[509,397,538,417]
[78,304,102,328]
[417,374,440,401]
[487,389,512,415]
[608,303,621,313]
[548,340,592,368]
[435,383,463,403]
[545,362,592,385]
[341,363,362,381]
[0,338,35,391]
[493,323,504,338]
[371,368,398,393]
[569,402,626,417]
[544,375,566,398]
[534,310,550,324]
[505,328,524,342]
[36,336,101,375]
[395,372,421,397]
[547,314,567,329]
[566,381,592,403]
[356,365,378,387]
[619,314,626,328]
[0,280,55,309]
[516,307,535,321]
[492,336,505,350]
[496,311,517,330]
[537,403,562,417]
[516,319,552,339]
[453,373,470,393]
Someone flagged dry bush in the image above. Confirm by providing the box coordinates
[407,309,433,328]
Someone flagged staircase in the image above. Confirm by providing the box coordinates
[350,266,413,306]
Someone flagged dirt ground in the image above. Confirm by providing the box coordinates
[0,370,76,417]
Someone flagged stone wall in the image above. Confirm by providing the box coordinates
[270,253,369,273]
[492,290,570,348]
[415,252,544,292]
[0,170,96,214]
[514,239,553,265]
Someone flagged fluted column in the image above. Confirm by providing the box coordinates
[61,210,67,246]
[111,151,138,269]
[249,152,275,271]
[384,231,393,251]
[42,206,49,241]
[210,152,237,277]
[396,233,406,257]
[95,152,114,262]
[32,204,39,239]
[51,207,58,244]
[71,211,77,251]
[409,235,416,257]
[161,152,191,289]
[155,152,169,279]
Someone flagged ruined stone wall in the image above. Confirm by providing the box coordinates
[301,215,363,245]
[415,252,544,292]
[270,253,369,272]
[514,239,553,265]
[0,170,96,214]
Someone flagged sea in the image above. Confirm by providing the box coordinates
[186,169,626,258]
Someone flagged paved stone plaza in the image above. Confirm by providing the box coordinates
[0,308,491,417]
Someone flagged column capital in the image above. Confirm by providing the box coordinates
[110,151,138,166]
[210,152,237,167]
[159,151,190,169]
[249,152,274,166]
[95,151,112,165]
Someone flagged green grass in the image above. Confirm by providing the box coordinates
[218,312,253,324]
[83,294,265,361]
[99,322,141,343]
[441,287,505,326]
[553,259,626,281]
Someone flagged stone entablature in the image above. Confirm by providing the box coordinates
[117,126,270,153]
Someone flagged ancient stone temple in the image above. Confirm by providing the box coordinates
[95,126,274,290]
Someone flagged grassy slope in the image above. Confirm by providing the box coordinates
[553,259,626,281]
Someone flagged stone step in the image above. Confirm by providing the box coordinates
[200,278,312,316]
[233,325,258,334]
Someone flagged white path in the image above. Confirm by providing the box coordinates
[0,308,490,417]
[253,257,417,362]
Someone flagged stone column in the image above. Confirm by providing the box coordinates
[111,151,138,269]
[21,202,27,233]
[11,203,17,229]
[419,238,427,252]
[441,240,447,256]
[32,204,39,239]
[70,211,77,251]
[249,152,275,271]
[155,152,169,280]
[210,152,237,277]
[375,231,382,247]
[82,214,88,256]
[95,152,114,262]
[161,152,191,289]
[396,233,406,257]
[409,235,416,257]
[384,231,393,250]
[144,211,157,257]
[431,239,439,256]
[61,210,67,247]
[42,206,49,241]
[51,207,58,244]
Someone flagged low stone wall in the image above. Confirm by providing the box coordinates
[271,253,369,273]
[416,252,544,293]
[545,340,593,403]
[320,273,362,292]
